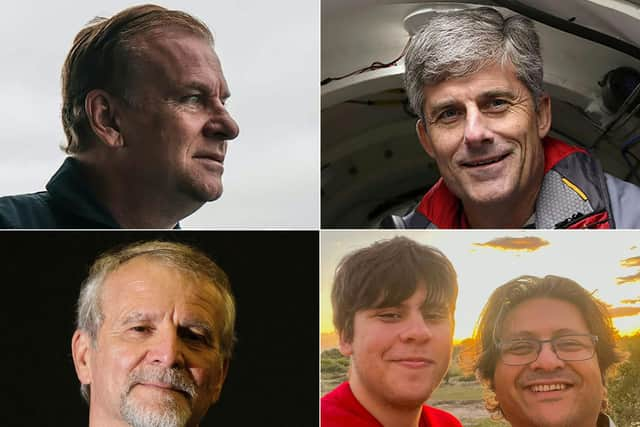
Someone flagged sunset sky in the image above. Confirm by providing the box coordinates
[321,230,640,349]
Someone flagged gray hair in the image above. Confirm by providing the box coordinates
[404,7,544,123]
[75,240,236,403]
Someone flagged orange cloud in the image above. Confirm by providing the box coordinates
[616,272,640,285]
[620,256,640,268]
[621,297,640,304]
[608,306,640,318]
[473,237,549,252]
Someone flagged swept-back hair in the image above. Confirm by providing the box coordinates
[61,4,213,154]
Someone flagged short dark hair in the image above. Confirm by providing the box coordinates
[331,236,458,342]
[469,275,626,413]
[61,4,214,154]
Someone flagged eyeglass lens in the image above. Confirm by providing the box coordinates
[499,335,597,365]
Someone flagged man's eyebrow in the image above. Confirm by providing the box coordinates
[182,319,214,332]
[120,311,156,325]
[370,301,406,310]
[502,328,587,340]
[427,98,459,118]
[478,89,518,101]
[427,89,519,115]
[421,302,449,311]
[552,328,589,336]
[501,330,537,340]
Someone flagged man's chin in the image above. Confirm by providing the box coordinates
[463,184,516,206]
[121,390,192,427]
[519,412,571,427]
[182,180,223,204]
[384,384,436,409]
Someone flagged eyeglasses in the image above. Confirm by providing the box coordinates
[497,334,598,366]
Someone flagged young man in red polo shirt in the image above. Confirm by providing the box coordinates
[322,236,462,427]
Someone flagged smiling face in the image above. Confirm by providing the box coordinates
[493,298,604,427]
[117,28,239,207]
[417,62,550,220]
[340,285,454,412]
[78,257,228,427]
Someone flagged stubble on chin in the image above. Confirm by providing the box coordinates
[119,367,197,427]
[120,387,192,427]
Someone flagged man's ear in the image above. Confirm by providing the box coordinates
[338,331,353,357]
[536,94,552,139]
[416,119,435,158]
[85,89,124,148]
[71,329,93,390]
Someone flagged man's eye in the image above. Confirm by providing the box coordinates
[436,109,461,123]
[183,94,202,104]
[423,311,447,321]
[555,338,589,351]
[506,341,536,355]
[377,312,401,320]
[183,329,211,345]
[130,325,150,333]
[486,99,509,111]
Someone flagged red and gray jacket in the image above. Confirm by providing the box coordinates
[384,137,640,229]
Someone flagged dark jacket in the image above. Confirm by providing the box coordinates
[383,137,640,229]
[0,157,121,229]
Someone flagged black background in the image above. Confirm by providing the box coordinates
[0,231,318,426]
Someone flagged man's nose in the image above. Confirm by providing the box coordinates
[399,312,433,343]
[204,103,240,141]
[529,342,565,371]
[463,106,493,146]
[146,329,185,369]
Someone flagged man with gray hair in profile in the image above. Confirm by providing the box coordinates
[71,240,236,427]
[383,6,640,229]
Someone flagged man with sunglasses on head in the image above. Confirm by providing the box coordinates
[469,275,626,426]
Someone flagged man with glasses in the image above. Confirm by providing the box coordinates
[468,275,626,426]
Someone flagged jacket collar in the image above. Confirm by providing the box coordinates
[415,137,584,228]
[45,157,121,228]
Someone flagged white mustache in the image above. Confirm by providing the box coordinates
[127,367,197,400]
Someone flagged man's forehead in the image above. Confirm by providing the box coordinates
[98,261,224,333]
[101,256,219,302]
[138,28,216,59]
[499,297,590,337]
[424,62,525,103]
[128,28,225,87]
